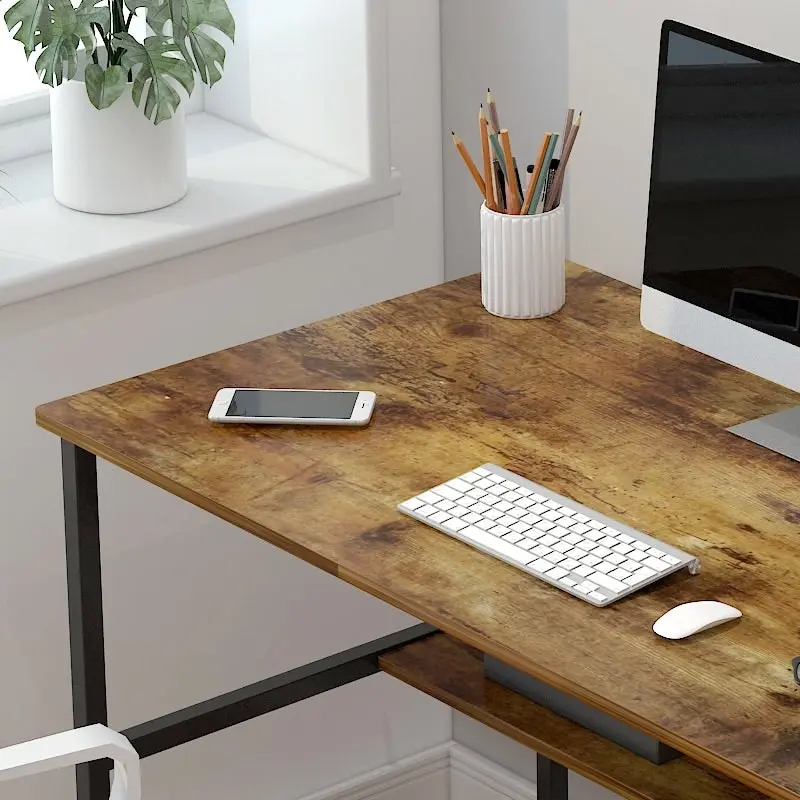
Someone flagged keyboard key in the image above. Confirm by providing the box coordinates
[522,513,542,525]
[632,540,648,551]
[580,554,602,567]
[538,534,558,547]
[588,520,605,529]
[602,526,621,536]
[481,495,500,507]
[542,509,563,521]
[558,507,577,518]
[573,565,593,577]
[500,480,518,490]
[647,547,667,558]
[529,559,553,574]
[531,544,552,557]
[534,520,557,532]
[460,525,533,565]
[619,559,640,572]
[599,536,618,548]
[419,491,442,505]
[559,577,578,588]
[530,503,550,515]
[516,487,533,497]
[416,504,438,517]
[579,581,598,592]
[569,523,591,535]
[561,558,581,570]
[504,531,526,544]
[524,528,545,541]
[456,496,477,508]
[545,552,566,565]
[517,538,536,550]
[517,497,535,509]
[435,499,457,511]
[624,574,643,586]
[664,555,681,566]
[470,502,490,514]
[475,478,494,490]
[489,525,510,537]
[574,584,591,595]
[632,566,656,582]
[495,501,514,512]
[400,498,425,512]
[429,510,451,524]
[443,518,469,533]
[467,488,487,500]
[575,539,596,552]
[502,491,522,503]
[531,493,547,502]
[484,509,503,521]
[584,529,605,541]
[551,525,573,539]
[592,546,612,559]
[498,515,517,527]
[508,508,528,519]
[589,572,627,593]
[475,467,492,477]
[487,474,504,483]
[573,513,591,524]
[565,548,585,560]
[447,478,473,493]
[589,591,607,603]
[643,556,670,572]
[476,519,496,531]
[612,543,634,555]
[617,533,635,544]
[552,541,572,553]
[511,521,532,534]
[609,568,631,581]
[627,549,646,562]
[594,562,615,574]
[434,485,463,502]
[606,553,626,565]
[487,485,506,496]
[564,532,583,545]
[464,512,482,524]
[545,566,569,580]
[544,500,562,510]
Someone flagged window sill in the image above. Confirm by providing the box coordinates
[0,112,401,309]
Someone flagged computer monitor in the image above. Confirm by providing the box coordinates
[642,20,800,462]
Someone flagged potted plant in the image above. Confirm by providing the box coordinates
[3,0,235,214]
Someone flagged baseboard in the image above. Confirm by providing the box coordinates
[296,742,537,800]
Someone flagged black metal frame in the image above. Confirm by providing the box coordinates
[60,440,572,800]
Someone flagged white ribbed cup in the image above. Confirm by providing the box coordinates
[480,203,566,319]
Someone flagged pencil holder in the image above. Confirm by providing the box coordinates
[480,203,566,319]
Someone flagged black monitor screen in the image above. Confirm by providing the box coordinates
[643,21,800,346]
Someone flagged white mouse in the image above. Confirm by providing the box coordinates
[653,601,742,640]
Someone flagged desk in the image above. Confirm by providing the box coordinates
[37,265,800,800]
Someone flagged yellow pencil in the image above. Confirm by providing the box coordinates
[452,131,486,198]
[487,88,501,135]
[499,129,521,214]
[479,107,496,210]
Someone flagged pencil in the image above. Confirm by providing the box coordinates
[486,119,508,179]
[452,131,486,198]
[487,88,501,135]
[521,133,551,215]
[493,159,506,212]
[499,130,521,214]
[530,133,559,214]
[479,107,496,210]
[560,108,575,159]
[546,112,582,211]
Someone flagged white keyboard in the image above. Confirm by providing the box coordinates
[398,464,700,607]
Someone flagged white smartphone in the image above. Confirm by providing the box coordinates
[208,388,376,426]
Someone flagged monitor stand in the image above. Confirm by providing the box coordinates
[728,407,800,463]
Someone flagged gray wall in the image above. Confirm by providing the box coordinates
[441,0,569,279]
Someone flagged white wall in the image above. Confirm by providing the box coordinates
[568,0,800,285]
[0,2,448,799]
[440,0,569,279]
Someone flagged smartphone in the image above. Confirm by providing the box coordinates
[208,388,376,426]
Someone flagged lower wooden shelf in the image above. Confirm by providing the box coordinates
[379,634,766,800]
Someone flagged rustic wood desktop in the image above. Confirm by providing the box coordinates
[37,265,800,800]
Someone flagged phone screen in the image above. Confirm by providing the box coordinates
[226,390,359,420]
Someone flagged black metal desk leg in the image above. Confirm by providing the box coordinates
[537,754,568,800]
[62,441,110,800]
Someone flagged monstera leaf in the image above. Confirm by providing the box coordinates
[113,32,195,123]
[4,0,52,57]
[124,0,184,37]
[85,63,127,109]
[75,0,109,54]
[34,0,80,86]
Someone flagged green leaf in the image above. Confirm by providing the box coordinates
[178,0,235,87]
[114,32,195,123]
[4,0,52,57]
[34,0,80,87]
[75,0,109,55]
[85,63,128,109]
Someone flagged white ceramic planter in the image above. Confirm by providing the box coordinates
[50,81,187,214]
[480,203,566,319]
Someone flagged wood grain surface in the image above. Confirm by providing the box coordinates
[37,265,800,798]
[380,633,769,800]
